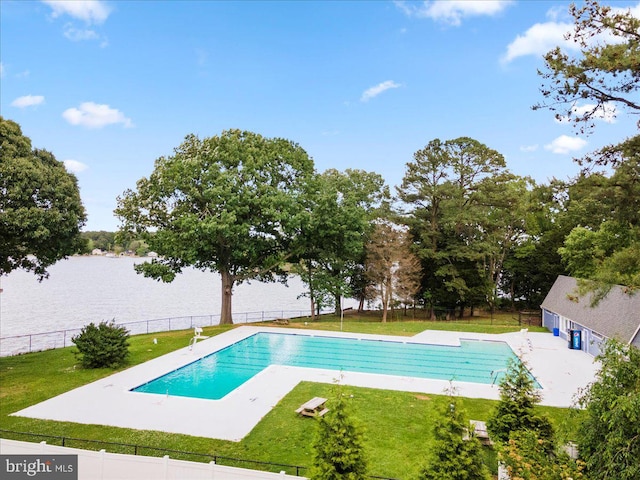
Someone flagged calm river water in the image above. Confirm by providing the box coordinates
[0,256,350,338]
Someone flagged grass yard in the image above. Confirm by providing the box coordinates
[0,316,575,479]
[278,310,548,336]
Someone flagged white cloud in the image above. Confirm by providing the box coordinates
[0,63,4,78]
[556,102,618,124]
[395,0,513,26]
[11,95,45,108]
[520,144,539,153]
[42,0,111,24]
[361,80,402,102]
[63,159,89,173]
[64,24,100,41]
[503,3,640,63]
[62,102,133,129]
[502,21,575,63]
[544,135,587,154]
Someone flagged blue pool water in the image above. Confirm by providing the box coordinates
[132,332,535,400]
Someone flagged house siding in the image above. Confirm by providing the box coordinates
[542,309,557,331]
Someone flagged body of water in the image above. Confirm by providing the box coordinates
[0,256,349,338]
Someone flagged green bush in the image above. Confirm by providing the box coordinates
[72,321,130,368]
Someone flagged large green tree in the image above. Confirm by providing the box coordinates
[575,340,640,480]
[534,0,640,132]
[558,138,640,296]
[500,184,570,309]
[535,0,640,295]
[0,117,86,279]
[295,168,387,316]
[115,129,314,324]
[397,137,526,316]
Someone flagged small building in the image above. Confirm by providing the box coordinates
[541,275,640,356]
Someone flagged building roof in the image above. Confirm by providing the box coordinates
[541,275,640,344]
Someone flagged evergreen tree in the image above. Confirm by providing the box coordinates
[311,387,368,480]
[418,393,490,480]
[486,357,554,449]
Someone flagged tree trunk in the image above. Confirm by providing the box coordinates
[358,296,365,313]
[381,282,390,323]
[334,294,341,316]
[307,260,316,321]
[220,269,234,325]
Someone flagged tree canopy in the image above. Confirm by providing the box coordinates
[397,137,531,316]
[534,0,640,132]
[0,116,86,279]
[115,129,314,324]
[294,168,387,316]
[575,340,640,480]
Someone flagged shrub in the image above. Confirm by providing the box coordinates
[72,321,130,368]
[499,430,585,480]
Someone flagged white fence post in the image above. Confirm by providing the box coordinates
[99,449,106,480]
[163,455,170,480]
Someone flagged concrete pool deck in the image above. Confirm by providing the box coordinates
[12,326,599,441]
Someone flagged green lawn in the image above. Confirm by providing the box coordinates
[0,317,574,479]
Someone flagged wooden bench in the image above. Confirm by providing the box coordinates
[295,397,329,417]
[469,420,493,446]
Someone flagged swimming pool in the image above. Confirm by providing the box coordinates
[132,332,535,400]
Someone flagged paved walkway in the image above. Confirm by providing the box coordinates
[12,326,599,441]
[0,439,302,479]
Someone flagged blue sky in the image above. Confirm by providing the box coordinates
[2,0,638,231]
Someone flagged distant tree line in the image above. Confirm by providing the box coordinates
[76,231,150,257]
